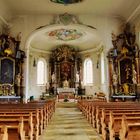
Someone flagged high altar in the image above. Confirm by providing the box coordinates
[49,45,84,95]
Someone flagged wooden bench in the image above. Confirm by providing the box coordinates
[0,125,8,140]
[0,100,56,140]
[108,112,140,140]
[0,117,25,140]
[119,115,140,140]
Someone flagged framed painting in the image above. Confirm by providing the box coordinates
[0,57,15,84]
[118,57,133,84]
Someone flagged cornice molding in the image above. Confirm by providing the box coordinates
[30,42,103,55]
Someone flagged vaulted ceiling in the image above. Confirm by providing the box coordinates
[3,0,140,52]
[5,0,140,19]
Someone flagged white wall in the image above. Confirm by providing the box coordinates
[28,50,50,99]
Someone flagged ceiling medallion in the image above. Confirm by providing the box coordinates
[48,29,83,41]
[50,0,83,4]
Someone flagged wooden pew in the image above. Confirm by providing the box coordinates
[0,117,25,140]
[119,115,140,140]
[0,100,56,138]
[0,125,8,140]
[0,110,39,140]
[78,99,140,140]
[109,112,140,140]
[0,100,56,140]
[95,104,140,132]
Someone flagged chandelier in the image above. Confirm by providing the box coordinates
[50,0,83,4]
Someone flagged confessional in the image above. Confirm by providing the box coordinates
[108,24,140,101]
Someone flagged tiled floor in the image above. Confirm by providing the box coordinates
[39,102,102,140]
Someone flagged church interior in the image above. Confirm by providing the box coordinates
[0,0,140,139]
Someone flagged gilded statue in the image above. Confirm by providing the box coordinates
[51,72,56,83]
[112,72,118,86]
[123,83,129,95]
[132,65,137,84]
[125,64,131,80]
[63,79,69,88]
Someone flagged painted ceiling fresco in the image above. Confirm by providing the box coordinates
[48,29,83,41]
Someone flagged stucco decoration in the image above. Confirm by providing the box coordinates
[51,13,81,25]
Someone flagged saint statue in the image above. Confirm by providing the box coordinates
[125,64,131,81]
[15,73,21,86]
[123,83,129,95]
[51,72,56,83]
[76,72,79,82]
[112,72,118,86]
[132,66,137,84]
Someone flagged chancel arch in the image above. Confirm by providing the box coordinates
[23,20,104,101]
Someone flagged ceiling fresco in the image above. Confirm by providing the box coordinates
[48,29,83,41]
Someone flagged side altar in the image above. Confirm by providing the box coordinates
[107,24,140,101]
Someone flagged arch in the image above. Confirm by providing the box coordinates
[24,24,103,102]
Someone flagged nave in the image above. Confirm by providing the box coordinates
[39,102,102,140]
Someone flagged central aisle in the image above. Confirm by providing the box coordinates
[39,102,102,140]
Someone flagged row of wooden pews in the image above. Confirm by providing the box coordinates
[78,99,140,140]
[0,99,56,140]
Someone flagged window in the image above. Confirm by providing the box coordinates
[84,58,93,85]
[37,58,47,85]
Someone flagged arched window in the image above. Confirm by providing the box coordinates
[37,58,47,85]
[84,58,93,85]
